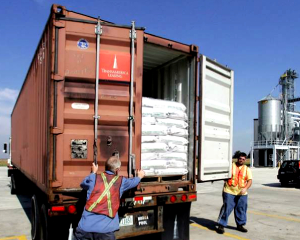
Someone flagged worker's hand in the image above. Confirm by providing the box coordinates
[137,169,145,179]
[240,188,247,195]
[92,163,98,174]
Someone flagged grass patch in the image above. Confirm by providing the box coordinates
[0,159,8,167]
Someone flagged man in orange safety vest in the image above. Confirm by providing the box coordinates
[74,156,145,240]
[216,152,252,234]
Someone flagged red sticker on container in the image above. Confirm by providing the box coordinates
[99,50,130,81]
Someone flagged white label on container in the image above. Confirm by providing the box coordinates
[119,215,133,227]
[71,103,89,110]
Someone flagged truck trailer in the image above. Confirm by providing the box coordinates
[8,4,234,240]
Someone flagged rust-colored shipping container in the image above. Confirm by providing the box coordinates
[9,4,234,240]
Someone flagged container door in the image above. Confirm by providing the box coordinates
[197,55,234,181]
[52,8,144,189]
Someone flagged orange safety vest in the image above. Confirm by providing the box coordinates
[85,172,123,218]
[227,163,248,188]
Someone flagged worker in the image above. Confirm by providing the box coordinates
[74,156,145,240]
[216,152,252,234]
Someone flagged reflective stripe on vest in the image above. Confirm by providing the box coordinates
[228,163,247,188]
[87,173,119,217]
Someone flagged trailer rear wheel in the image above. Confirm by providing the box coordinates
[10,173,17,195]
[31,195,41,240]
[40,204,49,240]
[160,202,191,240]
[176,202,191,240]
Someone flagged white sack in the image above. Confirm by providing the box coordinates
[141,153,159,160]
[141,136,157,143]
[167,160,187,168]
[159,153,187,162]
[157,136,189,145]
[142,135,188,145]
[144,169,155,176]
[142,97,187,112]
[167,109,188,120]
[168,144,188,153]
[142,107,168,118]
[168,127,188,137]
[142,117,156,125]
[142,125,168,136]
[154,168,188,175]
[142,143,169,153]
[141,160,168,170]
[142,107,187,120]
[156,118,188,129]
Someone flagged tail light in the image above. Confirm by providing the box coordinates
[68,205,76,214]
[181,194,187,202]
[170,195,177,203]
[188,194,197,200]
[51,206,65,212]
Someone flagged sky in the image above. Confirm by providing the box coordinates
[1,0,300,158]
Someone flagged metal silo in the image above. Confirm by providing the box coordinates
[258,96,281,141]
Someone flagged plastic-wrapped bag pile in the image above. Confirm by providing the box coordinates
[141,97,189,176]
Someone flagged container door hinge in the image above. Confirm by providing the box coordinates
[51,127,63,134]
[51,74,64,81]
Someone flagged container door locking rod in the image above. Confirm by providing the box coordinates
[94,18,102,166]
[128,21,136,177]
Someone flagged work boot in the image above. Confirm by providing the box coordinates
[216,225,225,234]
[237,225,248,232]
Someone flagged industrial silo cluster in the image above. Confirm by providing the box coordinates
[251,69,300,167]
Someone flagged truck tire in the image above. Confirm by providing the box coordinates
[160,202,191,240]
[10,173,17,195]
[40,204,49,240]
[31,195,41,240]
[176,202,191,240]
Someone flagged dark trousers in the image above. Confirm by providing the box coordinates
[74,228,116,240]
[217,192,248,227]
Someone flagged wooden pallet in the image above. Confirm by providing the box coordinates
[142,174,187,183]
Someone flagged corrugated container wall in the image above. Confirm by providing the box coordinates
[11,17,52,191]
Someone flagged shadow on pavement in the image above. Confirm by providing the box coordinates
[16,194,31,222]
[263,182,300,188]
[190,216,217,231]
[7,181,32,222]
[190,216,243,234]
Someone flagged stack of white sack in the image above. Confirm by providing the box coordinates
[141,97,189,176]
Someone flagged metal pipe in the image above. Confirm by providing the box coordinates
[94,18,102,165]
[128,21,136,177]
[54,28,59,74]
[288,111,300,117]
[53,82,57,127]
[53,136,56,180]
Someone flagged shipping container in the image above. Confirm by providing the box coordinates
[8,4,234,240]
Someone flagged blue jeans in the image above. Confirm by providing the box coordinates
[74,228,116,240]
[218,192,248,227]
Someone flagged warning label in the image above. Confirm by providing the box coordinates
[99,50,131,82]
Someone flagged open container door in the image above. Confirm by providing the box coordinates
[197,55,234,182]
